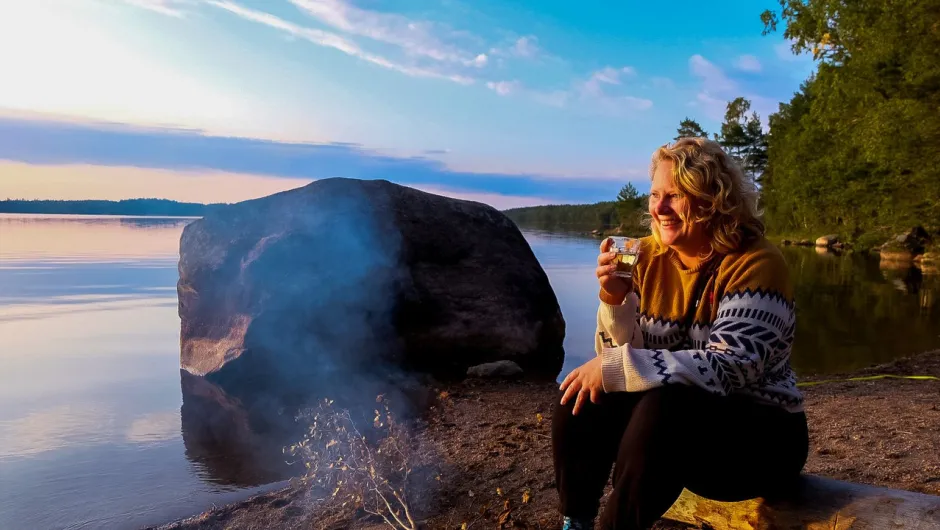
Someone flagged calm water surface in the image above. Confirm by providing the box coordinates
[1,215,938,530]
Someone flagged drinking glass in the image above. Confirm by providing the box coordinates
[609,236,641,280]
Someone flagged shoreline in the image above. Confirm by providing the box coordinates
[150,350,940,530]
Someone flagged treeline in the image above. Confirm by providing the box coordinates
[759,0,940,244]
[505,201,620,232]
[0,198,223,217]
[504,183,648,234]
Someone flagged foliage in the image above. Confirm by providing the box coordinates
[675,117,709,140]
[759,0,940,239]
[714,97,768,184]
[287,396,418,530]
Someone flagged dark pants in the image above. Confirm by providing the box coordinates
[551,385,808,530]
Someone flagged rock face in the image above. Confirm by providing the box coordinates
[177,178,565,398]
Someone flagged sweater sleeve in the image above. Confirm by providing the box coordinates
[594,292,644,392]
[608,247,795,395]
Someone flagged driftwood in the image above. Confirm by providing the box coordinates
[663,474,940,529]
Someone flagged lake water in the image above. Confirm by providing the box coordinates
[1,215,938,529]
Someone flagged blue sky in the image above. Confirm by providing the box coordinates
[0,0,814,208]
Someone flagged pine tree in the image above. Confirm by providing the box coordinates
[675,118,709,140]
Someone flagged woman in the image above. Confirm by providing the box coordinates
[551,138,808,530]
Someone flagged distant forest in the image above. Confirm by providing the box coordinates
[0,199,223,217]
[503,186,647,235]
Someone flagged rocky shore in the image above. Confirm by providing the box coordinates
[152,350,940,530]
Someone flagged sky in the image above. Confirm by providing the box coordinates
[0,0,815,209]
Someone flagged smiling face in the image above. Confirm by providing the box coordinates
[649,159,711,259]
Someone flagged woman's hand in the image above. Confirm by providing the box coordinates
[559,356,605,415]
[597,238,632,303]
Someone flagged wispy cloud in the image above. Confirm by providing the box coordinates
[288,0,486,66]
[688,55,779,125]
[733,54,762,73]
[574,67,650,115]
[689,54,736,93]
[579,66,636,97]
[688,55,739,120]
[207,0,473,84]
[484,67,651,116]
[510,36,539,58]
[486,80,521,96]
[488,35,541,60]
[122,0,193,18]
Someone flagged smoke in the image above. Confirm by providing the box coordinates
[178,179,440,487]
[200,181,421,404]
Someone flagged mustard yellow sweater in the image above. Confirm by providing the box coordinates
[595,235,804,412]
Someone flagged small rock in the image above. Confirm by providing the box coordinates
[781,239,793,246]
[816,234,840,247]
[467,360,524,379]
[797,239,813,246]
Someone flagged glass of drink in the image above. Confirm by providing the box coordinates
[609,236,641,280]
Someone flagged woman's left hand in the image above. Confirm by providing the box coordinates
[559,356,605,415]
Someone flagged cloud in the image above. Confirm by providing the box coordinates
[688,55,740,120]
[579,66,636,97]
[488,35,541,60]
[733,54,762,73]
[486,80,521,96]
[686,54,781,126]
[511,36,540,58]
[567,67,651,115]
[689,54,737,93]
[0,115,623,204]
[480,66,650,115]
[122,0,193,18]
[208,0,473,85]
[469,53,488,68]
[288,0,486,66]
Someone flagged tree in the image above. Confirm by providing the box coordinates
[759,0,940,239]
[675,118,709,140]
[615,183,645,229]
[715,97,768,184]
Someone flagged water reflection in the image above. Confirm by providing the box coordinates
[179,370,298,487]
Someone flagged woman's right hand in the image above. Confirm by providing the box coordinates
[597,238,632,304]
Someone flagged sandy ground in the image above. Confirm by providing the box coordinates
[152,350,940,530]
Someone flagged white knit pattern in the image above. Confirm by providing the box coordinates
[598,289,804,412]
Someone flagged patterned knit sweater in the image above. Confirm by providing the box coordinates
[595,235,804,412]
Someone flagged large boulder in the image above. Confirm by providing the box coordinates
[177,178,565,400]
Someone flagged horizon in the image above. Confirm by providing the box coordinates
[0,0,814,210]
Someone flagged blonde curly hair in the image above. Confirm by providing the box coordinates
[648,137,764,256]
